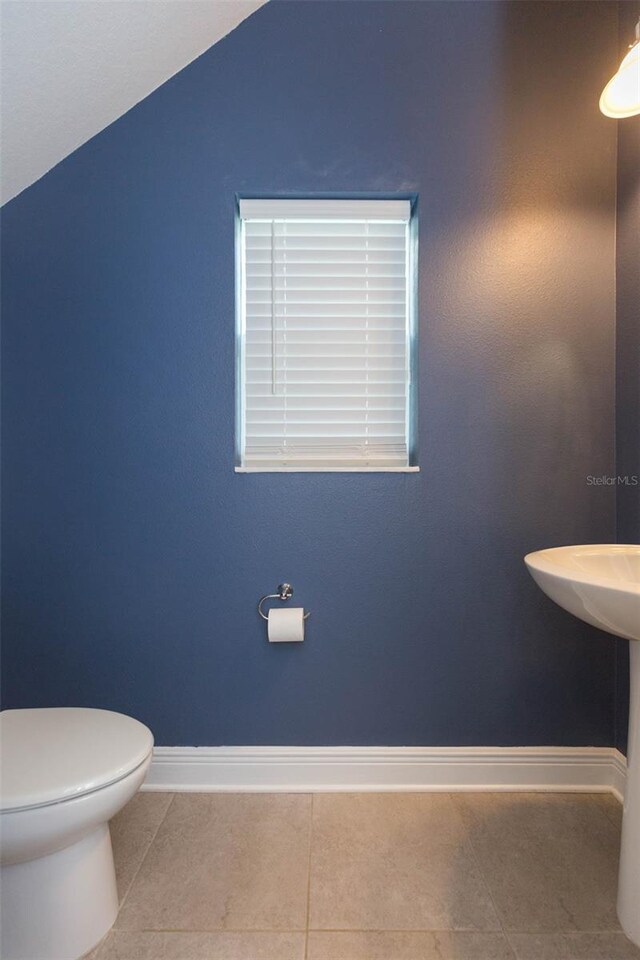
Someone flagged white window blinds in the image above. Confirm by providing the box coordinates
[237,198,416,472]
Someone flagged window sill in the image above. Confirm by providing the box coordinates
[235,466,420,473]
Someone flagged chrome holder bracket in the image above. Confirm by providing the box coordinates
[258,583,311,621]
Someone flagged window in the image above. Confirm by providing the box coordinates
[236,198,417,472]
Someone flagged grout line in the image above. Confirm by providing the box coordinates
[302,927,634,933]
[304,927,516,933]
[128,928,307,934]
[304,794,314,960]
[101,926,640,935]
[113,792,176,925]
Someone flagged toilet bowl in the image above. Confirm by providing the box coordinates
[0,708,154,960]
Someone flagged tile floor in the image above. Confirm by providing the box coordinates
[87,791,640,960]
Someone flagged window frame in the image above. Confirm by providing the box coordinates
[235,196,419,473]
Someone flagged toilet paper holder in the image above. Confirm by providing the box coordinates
[258,583,311,621]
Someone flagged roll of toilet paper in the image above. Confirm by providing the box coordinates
[268,607,304,643]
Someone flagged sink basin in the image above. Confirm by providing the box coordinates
[525,544,640,641]
[524,544,640,946]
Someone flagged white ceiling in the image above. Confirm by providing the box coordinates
[0,0,267,205]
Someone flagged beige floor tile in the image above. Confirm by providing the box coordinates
[94,930,305,959]
[308,793,500,931]
[590,793,623,832]
[460,794,621,933]
[509,932,640,958]
[470,833,620,932]
[116,793,311,932]
[307,931,515,959]
[454,794,619,845]
[110,792,174,902]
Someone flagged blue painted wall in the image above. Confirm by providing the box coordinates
[613,0,640,755]
[1,1,620,746]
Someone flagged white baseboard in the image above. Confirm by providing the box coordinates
[143,746,626,801]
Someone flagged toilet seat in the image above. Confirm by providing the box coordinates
[0,708,154,813]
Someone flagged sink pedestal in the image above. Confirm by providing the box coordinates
[618,641,640,945]
[524,545,640,946]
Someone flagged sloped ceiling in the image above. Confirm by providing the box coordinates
[0,0,267,205]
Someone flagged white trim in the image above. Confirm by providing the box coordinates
[238,199,411,221]
[143,746,626,801]
[235,466,421,473]
[609,748,628,801]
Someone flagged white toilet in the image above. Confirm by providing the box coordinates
[0,707,154,960]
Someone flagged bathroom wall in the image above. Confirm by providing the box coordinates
[614,0,640,755]
[1,1,620,746]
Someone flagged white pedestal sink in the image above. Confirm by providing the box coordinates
[525,545,640,945]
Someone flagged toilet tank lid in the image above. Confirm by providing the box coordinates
[0,708,154,811]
